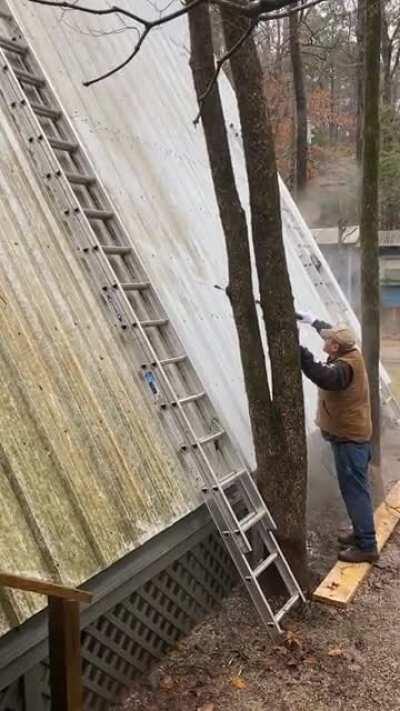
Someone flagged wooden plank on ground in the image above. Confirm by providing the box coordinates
[313,481,400,607]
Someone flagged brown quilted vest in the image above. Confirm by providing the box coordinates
[317,349,372,442]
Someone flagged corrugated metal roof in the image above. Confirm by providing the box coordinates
[0,104,198,634]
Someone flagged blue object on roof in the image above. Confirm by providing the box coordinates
[381,286,400,308]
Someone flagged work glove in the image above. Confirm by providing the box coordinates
[296,310,317,326]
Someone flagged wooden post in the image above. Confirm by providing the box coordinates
[0,572,92,711]
[48,597,83,711]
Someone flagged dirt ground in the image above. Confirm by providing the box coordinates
[118,340,400,711]
[120,528,400,711]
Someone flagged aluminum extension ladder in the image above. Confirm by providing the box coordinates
[0,1,305,633]
[283,202,400,424]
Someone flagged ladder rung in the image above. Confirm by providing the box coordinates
[65,171,95,186]
[203,469,246,492]
[14,68,45,87]
[139,319,169,328]
[239,509,265,533]
[120,281,151,292]
[198,430,225,445]
[159,354,187,366]
[101,245,132,257]
[217,468,246,489]
[177,391,205,405]
[274,593,300,624]
[48,137,78,153]
[30,102,62,120]
[252,552,278,578]
[0,36,27,55]
[83,208,114,221]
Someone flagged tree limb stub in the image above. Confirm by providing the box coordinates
[194,18,258,125]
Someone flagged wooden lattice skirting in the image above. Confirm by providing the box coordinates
[0,506,238,710]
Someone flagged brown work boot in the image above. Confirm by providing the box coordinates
[337,531,356,547]
[338,546,379,564]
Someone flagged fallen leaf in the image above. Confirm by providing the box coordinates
[273,645,289,656]
[197,705,215,711]
[303,655,318,666]
[286,659,298,669]
[231,676,247,689]
[160,675,174,691]
[285,630,303,650]
[327,647,345,657]
[372,581,384,590]
[348,663,362,672]
[264,663,277,672]
[327,582,339,591]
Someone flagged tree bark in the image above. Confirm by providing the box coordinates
[381,1,392,107]
[289,4,308,194]
[328,66,338,146]
[360,0,382,494]
[188,2,276,509]
[356,0,366,164]
[221,8,308,582]
[380,2,396,231]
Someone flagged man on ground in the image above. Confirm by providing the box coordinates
[297,311,378,563]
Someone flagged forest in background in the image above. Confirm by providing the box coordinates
[255,0,400,231]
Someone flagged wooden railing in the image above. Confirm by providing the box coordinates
[0,572,93,711]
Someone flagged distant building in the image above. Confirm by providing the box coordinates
[313,227,400,337]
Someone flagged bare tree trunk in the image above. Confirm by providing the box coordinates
[289,4,308,194]
[360,0,383,498]
[356,0,366,163]
[381,1,392,106]
[380,1,395,231]
[328,65,338,146]
[188,2,276,513]
[221,8,308,582]
[209,5,233,87]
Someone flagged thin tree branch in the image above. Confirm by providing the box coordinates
[257,0,326,22]
[84,27,150,85]
[29,0,325,24]
[28,0,326,86]
[29,0,204,85]
[29,0,202,27]
[194,18,258,125]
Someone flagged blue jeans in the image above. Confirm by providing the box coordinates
[331,441,377,551]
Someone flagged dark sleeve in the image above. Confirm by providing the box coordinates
[300,347,353,391]
[312,319,332,334]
